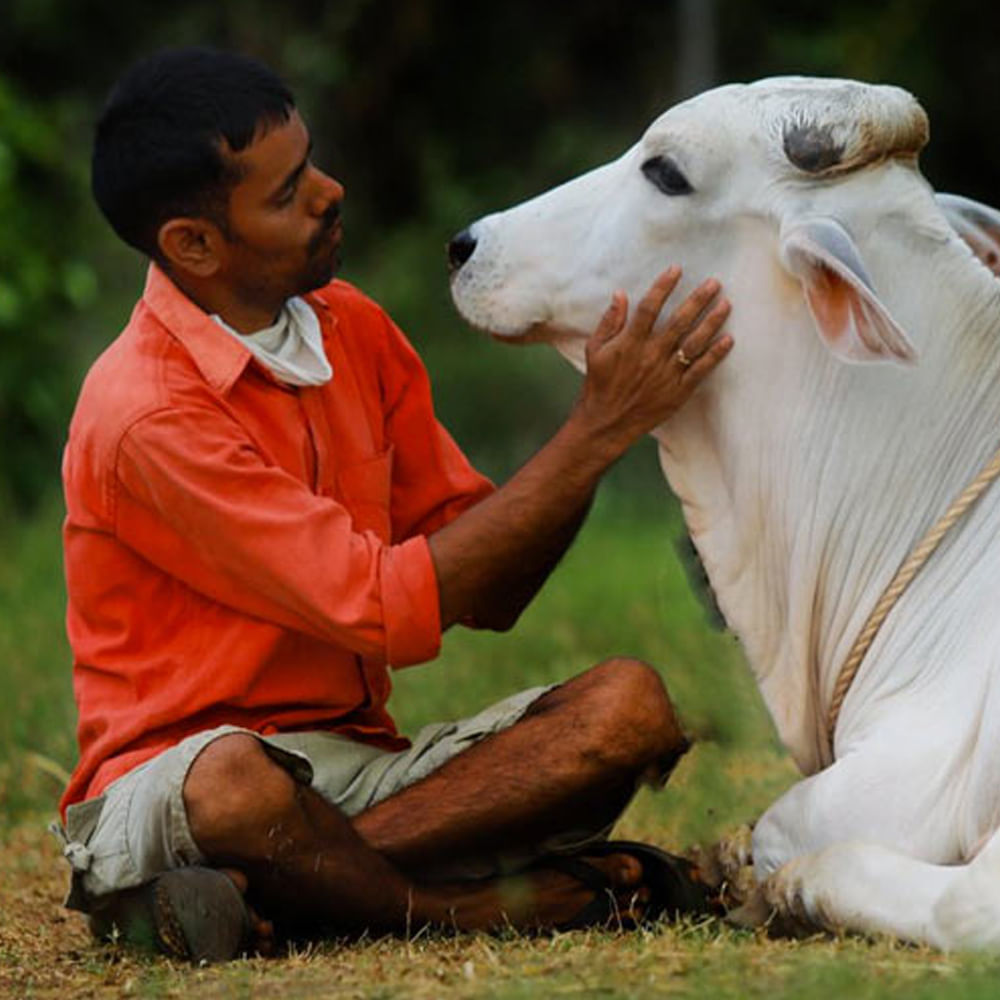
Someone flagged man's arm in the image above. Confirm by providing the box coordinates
[429,268,732,630]
[458,496,592,632]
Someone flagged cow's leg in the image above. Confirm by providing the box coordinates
[739,734,991,945]
[753,754,934,878]
[744,827,1000,949]
[929,825,1000,949]
[740,839,961,946]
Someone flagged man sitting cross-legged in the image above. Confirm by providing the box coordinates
[56,47,733,962]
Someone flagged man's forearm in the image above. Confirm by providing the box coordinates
[429,412,625,629]
[450,487,593,632]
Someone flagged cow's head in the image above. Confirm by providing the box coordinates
[449,77,937,373]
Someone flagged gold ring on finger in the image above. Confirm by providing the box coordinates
[676,347,693,368]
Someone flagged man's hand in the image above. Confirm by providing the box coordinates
[572,267,732,462]
[429,267,732,631]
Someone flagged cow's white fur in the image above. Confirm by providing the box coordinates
[449,77,1000,948]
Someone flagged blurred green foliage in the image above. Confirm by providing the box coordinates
[0,78,97,511]
[1,0,1000,512]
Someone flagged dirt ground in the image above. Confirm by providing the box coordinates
[7,815,1000,1000]
[0,818,112,997]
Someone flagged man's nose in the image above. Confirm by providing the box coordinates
[310,170,344,215]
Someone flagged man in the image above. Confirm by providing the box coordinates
[57,47,733,962]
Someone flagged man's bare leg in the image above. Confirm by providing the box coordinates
[354,659,688,872]
[186,735,648,937]
[183,659,689,936]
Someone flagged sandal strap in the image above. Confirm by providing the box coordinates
[528,851,629,931]
[529,840,717,932]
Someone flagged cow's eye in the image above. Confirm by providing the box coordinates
[641,156,694,196]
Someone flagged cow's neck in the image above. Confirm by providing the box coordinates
[654,236,1000,775]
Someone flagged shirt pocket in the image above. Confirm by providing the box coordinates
[335,446,394,542]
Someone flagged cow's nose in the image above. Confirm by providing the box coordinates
[447,228,477,272]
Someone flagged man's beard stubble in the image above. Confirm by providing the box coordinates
[300,204,342,294]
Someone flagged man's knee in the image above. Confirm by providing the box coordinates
[183,733,299,857]
[545,658,687,765]
[588,657,679,726]
[594,658,682,749]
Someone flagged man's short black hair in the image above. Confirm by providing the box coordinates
[92,47,295,260]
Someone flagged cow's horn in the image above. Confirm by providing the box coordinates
[782,86,929,177]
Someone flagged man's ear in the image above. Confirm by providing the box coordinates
[157,218,226,278]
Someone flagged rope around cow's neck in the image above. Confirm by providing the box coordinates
[826,440,1000,750]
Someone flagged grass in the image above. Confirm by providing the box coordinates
[0,495,77,816]
[3,477,1000,997]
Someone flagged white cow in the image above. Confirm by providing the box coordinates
[448,77,1000,949]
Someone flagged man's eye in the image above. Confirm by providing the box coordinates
[641,156,694,196]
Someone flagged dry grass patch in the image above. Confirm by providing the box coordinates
[5,816,1000,1000]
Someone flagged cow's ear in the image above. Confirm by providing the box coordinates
[936,192,1000,277]
[779,216,917,365]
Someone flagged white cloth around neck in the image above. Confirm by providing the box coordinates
[212,296,333,387]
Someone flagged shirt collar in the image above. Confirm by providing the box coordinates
[141,263,254,395]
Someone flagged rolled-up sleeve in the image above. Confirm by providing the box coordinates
[115,404,441,666]
[379,535,441,666]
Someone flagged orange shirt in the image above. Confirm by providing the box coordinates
[60,265,493,814]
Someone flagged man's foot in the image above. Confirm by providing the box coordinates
[88,867,260,963]
[533,841,718,930]
[571,841,719,924]
[423,841,718,933]
[525,850,651,930]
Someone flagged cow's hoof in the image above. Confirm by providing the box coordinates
[688,824,757,908]
[726,886,772,929]
[718,824,754,874]
[727,883,818,939]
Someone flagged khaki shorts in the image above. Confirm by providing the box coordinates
[56,684,620,910]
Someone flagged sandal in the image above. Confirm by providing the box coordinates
[537,839,719,930]
[88,866,253,963]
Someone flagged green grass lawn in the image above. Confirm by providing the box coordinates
[0,496,78,816]
[4,485,1000,997]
